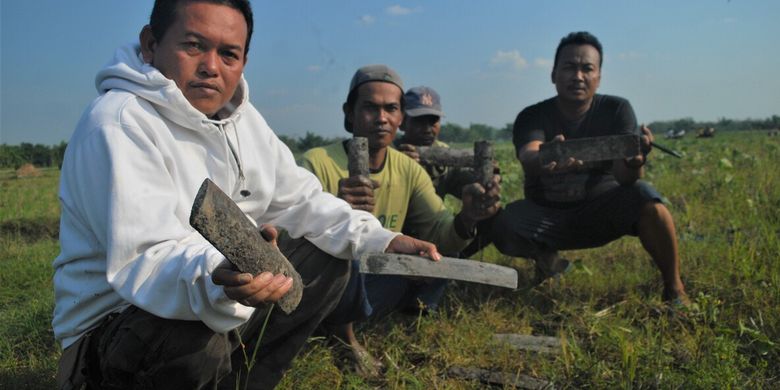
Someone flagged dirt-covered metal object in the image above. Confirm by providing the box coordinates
[493,333,562,354]
[539,134,640,165]
[416,146,474,168]
[190,179,302,314]
[473,141,494,188]
[358,253,518,289]
[347,137,370,178]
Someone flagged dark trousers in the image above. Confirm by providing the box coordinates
[56,238,349,390]
[323,260,448,326]
[492,181,662,258]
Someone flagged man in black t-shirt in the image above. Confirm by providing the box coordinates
[492,31,689,305]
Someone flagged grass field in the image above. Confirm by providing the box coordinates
[1,131,778,389]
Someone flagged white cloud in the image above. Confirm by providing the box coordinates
[385,5,421,16]
[490,50,528,71]
[534,58,552,68]
[306,65,321,73]
[358,14,375,25]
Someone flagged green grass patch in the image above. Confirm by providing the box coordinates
[2,131,779,388]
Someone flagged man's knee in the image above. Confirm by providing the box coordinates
[640,199,670,221]
[319,254,350,303]
[89,307,232,389]
[281,238,350,311]
[491,203,541,257]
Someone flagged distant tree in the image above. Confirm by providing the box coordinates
[672,117,696,131]
[52,141,68,169]
[470,123,494,141]
[439,123,467,143]
[440,122,507,143]
[0,144,25,168]
[277,131,346,154]
[497,123,513,141]
[277,135,299,154]
[646,116,780,134]
[297,132,326,152]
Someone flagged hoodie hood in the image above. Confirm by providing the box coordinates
[95,43,249,132]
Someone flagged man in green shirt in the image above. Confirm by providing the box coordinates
[303,65,501,376]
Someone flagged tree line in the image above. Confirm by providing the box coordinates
[2,116,778,169]
[0,142,68,170]
[646,115,780,133]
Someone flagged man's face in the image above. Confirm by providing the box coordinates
[140,2,247,117]
[401,115,441,146]
[552,44,601,104]
[347,82,403,151]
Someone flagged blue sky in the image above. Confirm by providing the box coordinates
[1,0,778,145]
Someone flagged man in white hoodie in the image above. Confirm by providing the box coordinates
[53,1,439,389]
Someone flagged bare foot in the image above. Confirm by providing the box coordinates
[345,340,384,378]
[662,288,691,308]
[324,322,384,379]
[533,251,571,284]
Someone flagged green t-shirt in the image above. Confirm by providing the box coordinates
[302,142,470,254]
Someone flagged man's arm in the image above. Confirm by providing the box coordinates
[609,99,647,185]
[59,121,256,333]
[402,161,500,253]
[513,105,583,178]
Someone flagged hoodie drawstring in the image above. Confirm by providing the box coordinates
[205,118,250,197]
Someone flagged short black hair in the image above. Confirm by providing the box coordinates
[553,31,603,69]
[149,0,254,55]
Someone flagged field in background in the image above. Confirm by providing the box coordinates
[1,131,778,388]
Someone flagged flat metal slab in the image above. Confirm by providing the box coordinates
[358,253,518,289]
[539,134,640,165]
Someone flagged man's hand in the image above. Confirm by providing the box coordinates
[540,134,584,173]
[397,144,420,163]
[258,224,279,248]
[212,266,293,307]
[623,125,654,169]
[639,124,654,156]
[211,224,291,306]
[458,174,502,230]
[386,235,441,261]
[337,175,380,212]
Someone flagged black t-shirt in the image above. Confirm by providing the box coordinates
[512,94,638,207]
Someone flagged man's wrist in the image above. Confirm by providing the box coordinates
[624,157,646,169]
[454,213,477,239]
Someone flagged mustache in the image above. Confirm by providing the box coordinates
[189,82,222,92]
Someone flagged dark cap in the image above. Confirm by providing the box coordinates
[344,64,404,132]
[348,64,404,96]
[404,86,444,118]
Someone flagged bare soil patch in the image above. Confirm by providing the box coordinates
[15,163,41,178]
[0,217,59,242]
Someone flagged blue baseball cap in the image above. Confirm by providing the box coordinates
[404,86,444,118]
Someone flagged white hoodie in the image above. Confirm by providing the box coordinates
[52,45,397,348]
